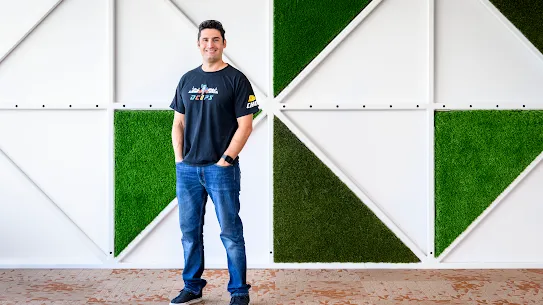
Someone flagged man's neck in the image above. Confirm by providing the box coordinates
[202,60,228,72]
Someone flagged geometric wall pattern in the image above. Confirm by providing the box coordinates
[273,0,372,96]
[488,0,543,55]
[283,110,429,254]
[434,110,543,256]
[1,0,543,268]
[273,118,419,263]
[443,160,543,263]
[114,110,262,256]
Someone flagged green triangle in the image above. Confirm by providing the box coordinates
[273,0,373,97]
[114,110,176,256]
[488,0,543,55]
[114,110,261,256]
[435,110,543,256]
[273,117,419,263]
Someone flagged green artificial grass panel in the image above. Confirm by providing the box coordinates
[273,0,372,97]
[489,0,543,55]
[435,110,543,256]
[253,109,262,119]
[114,110,176,256]
[273,118,419,263]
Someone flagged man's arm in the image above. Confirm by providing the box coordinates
[172,111,185,162]
[217,113,253,166]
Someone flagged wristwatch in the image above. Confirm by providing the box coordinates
[222,154,235,165]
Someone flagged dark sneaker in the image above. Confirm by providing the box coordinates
[170,289,202,305]
[229,295,250,305]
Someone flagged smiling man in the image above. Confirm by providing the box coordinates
[169,20,258,305]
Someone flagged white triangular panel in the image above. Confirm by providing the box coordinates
[0,0,108,104]
[286,0,428,104]
[172,0,268,96]
[123,122,269,266]
[444,161,543,263]
[117,0,204,104]
[284,111,428,253]
[0,111,109,254]
[121,203,184,265]
[0,0,58,60]
[435,0,543,103]
[0,152,102,264]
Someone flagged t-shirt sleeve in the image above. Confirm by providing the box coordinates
[170,77,185,114]
[234,75,259,118]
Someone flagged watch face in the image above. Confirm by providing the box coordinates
[222,155,233,164]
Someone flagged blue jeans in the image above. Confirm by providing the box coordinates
[175,161,251,296]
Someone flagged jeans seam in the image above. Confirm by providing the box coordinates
[198,190,206,264]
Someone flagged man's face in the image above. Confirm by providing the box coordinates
[198,29,226,63]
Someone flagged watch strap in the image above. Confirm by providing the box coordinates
[222,154,235,164]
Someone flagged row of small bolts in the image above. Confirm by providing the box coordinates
[280,104,529,109]
[10,104,530,108]
[13,104,157,108]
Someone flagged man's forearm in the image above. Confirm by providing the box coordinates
[223,125,252,160]
[172,124,184,162]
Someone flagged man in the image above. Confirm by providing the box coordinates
[169,20,258,305]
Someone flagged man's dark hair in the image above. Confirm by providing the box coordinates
[198,20,225,41]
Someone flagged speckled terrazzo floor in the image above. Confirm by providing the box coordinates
[1,269,542,304]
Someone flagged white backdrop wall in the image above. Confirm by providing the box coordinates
[0,0,542,269]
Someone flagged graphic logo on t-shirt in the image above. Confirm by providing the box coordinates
[189,84,218,101]
[247,95,258,109]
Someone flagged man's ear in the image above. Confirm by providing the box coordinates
[223,39,227,48]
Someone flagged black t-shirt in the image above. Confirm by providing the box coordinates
[169,64,259,165]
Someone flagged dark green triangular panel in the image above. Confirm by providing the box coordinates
[273,0,372,97]
[489,0,543,55]
[273,117,419,263]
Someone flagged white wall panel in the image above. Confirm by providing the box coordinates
[435,0,543,103]
[0,153,102,264]
[121,205,183,265]
[0,0,58,60]
[286,0,428,104]
[0,0,541,268]
[443,162,543,263]
[284,111,428,253]
[116,0,203,104]
[171,0,268,96]
[122,122,269,267]
[0,110,109,254]
[0,0,108,104]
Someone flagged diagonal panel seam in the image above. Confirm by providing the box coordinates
[0,0,65,65]
[274,0,385,102]
[274,109,427,262]
[0,145,107,262]
[479,0,543,63]
[437,150,543,262]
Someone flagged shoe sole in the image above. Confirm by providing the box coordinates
[169,297,202,305]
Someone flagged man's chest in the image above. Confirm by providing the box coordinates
[181,78,233,111]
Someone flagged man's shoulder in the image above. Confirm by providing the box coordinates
[177,66,202,86]
[182,66,202,78]
[225,64,247,78]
